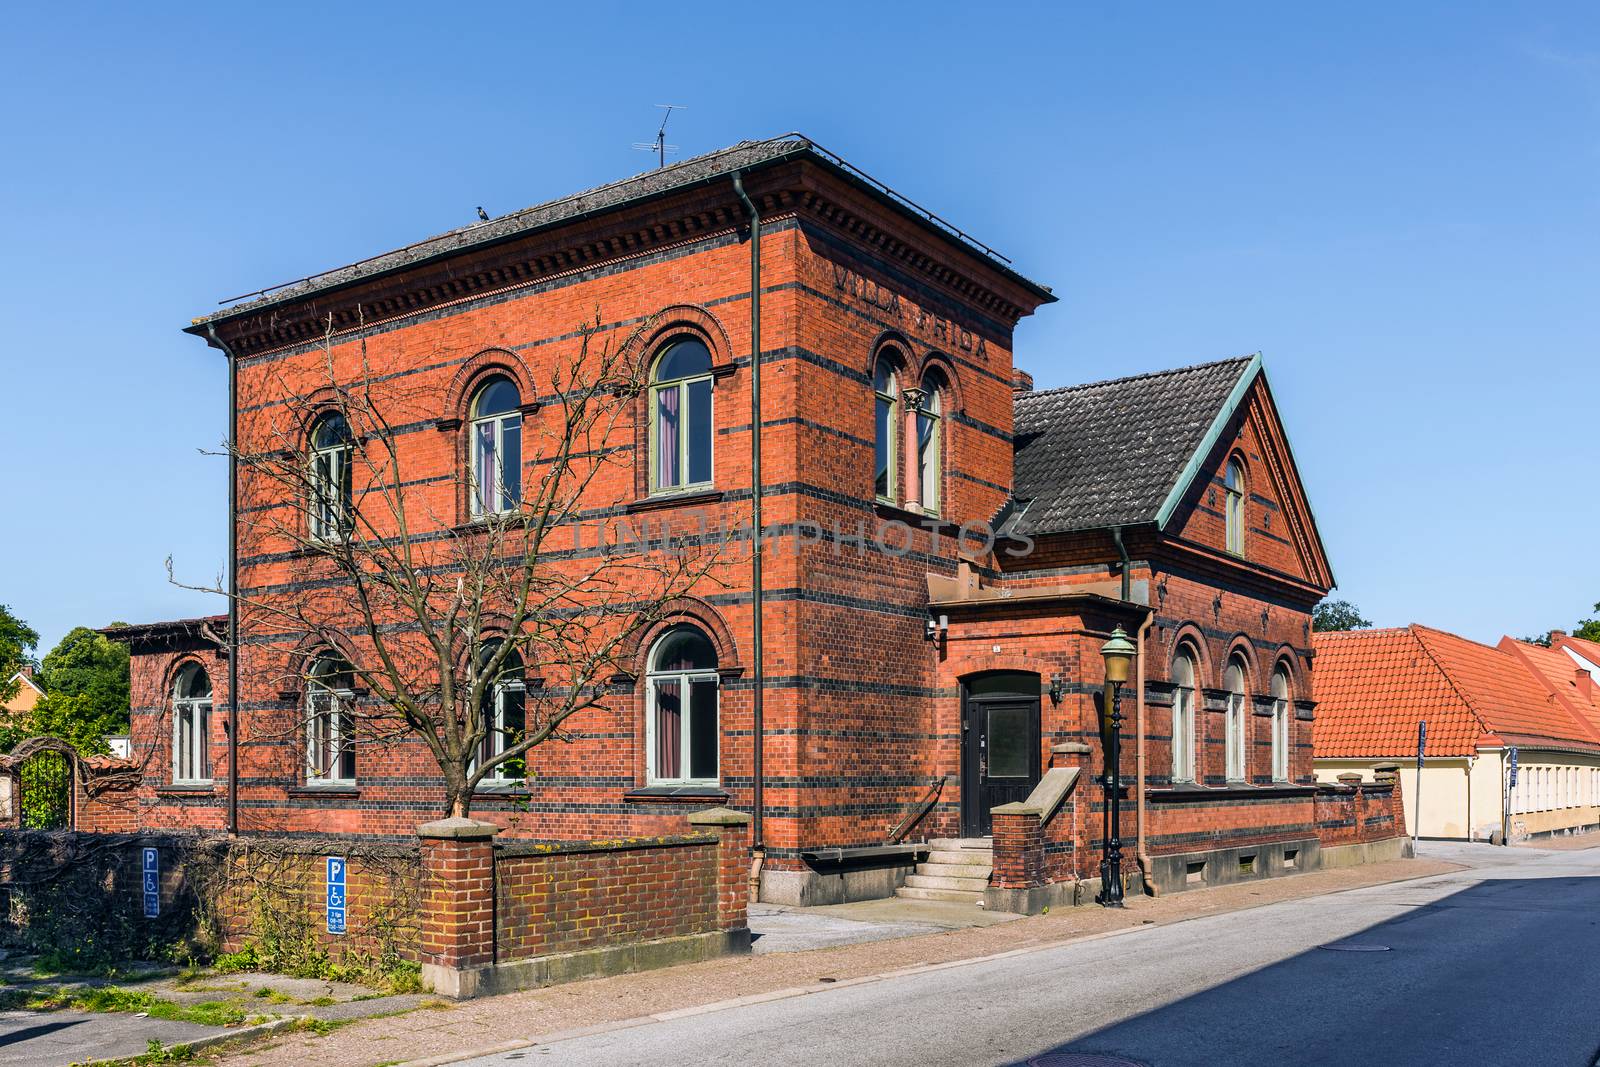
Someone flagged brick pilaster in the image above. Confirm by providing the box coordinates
[417,816,498,996]
[686,806,751,931]
[990,806,1043,889]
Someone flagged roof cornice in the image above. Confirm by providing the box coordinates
[1153,353,1261,531]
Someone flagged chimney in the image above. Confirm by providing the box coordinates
[1550,629,1568,644]
[1575,668,1593,701]
[1011,368,1034,396]
[17,665,32,679]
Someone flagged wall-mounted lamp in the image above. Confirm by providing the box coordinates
[1049,675,1064,705]
[924,614,948,642]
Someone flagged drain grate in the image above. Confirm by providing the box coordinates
[1027,1055,1148,1067]
[1318,942,1391,952]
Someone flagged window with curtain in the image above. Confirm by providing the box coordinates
[1171,650,1197,783]
[1224,656,1248,781]
[469,376,522,517]
[646,625,719,784]
[1270,665,1291,782]
[172,662,212,784]
[873,356,899,502]
[309,413,353,541]
[915,375,943,515]
[1224,459,1246,556]
[650,338,713,494]
[306,655,356,784]
[475,639,526,783]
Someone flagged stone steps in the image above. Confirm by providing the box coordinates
[896,836,994,904]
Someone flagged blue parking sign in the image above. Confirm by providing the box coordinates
[141,847,159,918]
[326,856,346,935]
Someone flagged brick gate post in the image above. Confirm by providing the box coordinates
[686,806,752,933]
[417,817,499,998]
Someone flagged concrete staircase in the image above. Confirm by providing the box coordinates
[895,838,993,904]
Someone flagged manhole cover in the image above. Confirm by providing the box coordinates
[1028,1055,1147,1067]
[1318,943,1391,952]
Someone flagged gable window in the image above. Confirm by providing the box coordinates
[873,356,899,502]
[1224,655,1248,782]
[1270,665,1291,782]
[306,655,356,784]
[309,413,353,541]
[646,625,719,785]
[475,640,526,784]
[469,377,523,517]
[1171,649,1197,783]
[172,662,212,785]
[1224,459,1246,556]
[650,338,713,494]
[915,374,944,515]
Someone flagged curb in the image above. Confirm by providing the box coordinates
[82,1015,307,1065]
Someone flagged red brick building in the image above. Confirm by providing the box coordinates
[108,135,1377,905]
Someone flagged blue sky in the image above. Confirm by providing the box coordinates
[2,2,1596,655]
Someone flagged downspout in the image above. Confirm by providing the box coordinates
[731,172,765,860]
[1111,526,1157,894]
[206,323,241,836]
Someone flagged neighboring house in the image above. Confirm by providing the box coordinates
[3,667,43,719]
[1314,625,1600,841]
[106,135,1360,904]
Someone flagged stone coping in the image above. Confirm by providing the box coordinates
[496,832,718,857]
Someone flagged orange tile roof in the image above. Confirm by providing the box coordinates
[1498,637,1600,743]
[1313,627,1479,758]
[1553,633,1600,673]
[1313,624,1600,759]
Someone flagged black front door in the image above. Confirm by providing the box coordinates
[961,673,1042,837]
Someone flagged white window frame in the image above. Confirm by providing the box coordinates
[1224,459,1246,556]
[1171,652,1197,783]
[645,654,720,786]
[476,670,527,785]
[648,347,714,496]
[469,385,523,518]
[171,665,213,785]
[306,668,356,785]
[1270,667,1291,782]
[874,361,898,504]
[1224,659,1248,782]
[309,416,352,543]
[915,387,942,516]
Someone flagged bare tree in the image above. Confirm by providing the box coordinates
[176,315,723,818]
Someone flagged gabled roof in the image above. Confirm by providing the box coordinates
[1552,633,1600,675]
[1010,355,1257,535]
[6,671,43,696]
[188,134,1053,332]
[1313,624,1600,760]
[1499,637,1600,741]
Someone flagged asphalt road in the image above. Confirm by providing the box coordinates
[470,841,1600,1067]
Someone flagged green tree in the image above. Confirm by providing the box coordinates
[1574,604,1600,643]
[1313,599,1373,633]
[0,603,39,706]
[9,627,131,755]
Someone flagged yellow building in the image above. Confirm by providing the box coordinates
[3,667,43,718]
[1313,625,1600,842]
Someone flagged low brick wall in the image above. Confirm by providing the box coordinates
[1315,774,1405,847]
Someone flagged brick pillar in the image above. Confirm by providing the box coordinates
[417,817,499,998]
[686,806,751,933]
[990,805,1043,889]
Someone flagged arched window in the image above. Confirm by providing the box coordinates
[309,413,353,541]
[1270,665,1292,782]
[1224,458,1246,556]
[915,372,944,515]
[1171,649,1197,783]
[650,338,713,494]
[1224,655,1248,782]
[873,356,899,502]
[172,662,212,784]
[476,640,526,783]
[306,655,355,784]
[469,377,522,517]
[646,625,719,784]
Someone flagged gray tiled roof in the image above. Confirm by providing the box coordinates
[1010,356,1256,536]
[193,134,1050,328]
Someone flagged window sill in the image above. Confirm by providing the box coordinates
[157,784,214,796]
[624,785,729,802]
[872,501,952,530]
[289,784,360,798]
[627,489,724,513]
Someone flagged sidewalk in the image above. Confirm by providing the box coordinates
[214,855,1461,1067]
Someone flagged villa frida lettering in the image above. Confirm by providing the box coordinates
[831,265,988,359]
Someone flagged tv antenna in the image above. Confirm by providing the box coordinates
[632,104,685,169]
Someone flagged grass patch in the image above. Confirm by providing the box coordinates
[3,985,251,1028]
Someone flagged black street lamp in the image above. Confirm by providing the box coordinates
[1098,625,1137,908]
